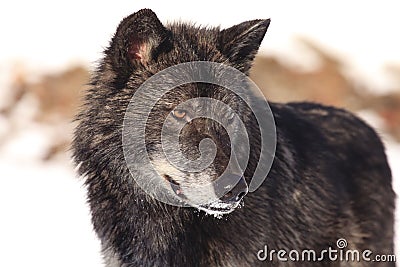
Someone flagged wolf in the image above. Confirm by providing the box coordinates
[72,8,395,266]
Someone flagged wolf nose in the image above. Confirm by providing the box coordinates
[221,176,248,202]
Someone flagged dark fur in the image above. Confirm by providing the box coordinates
[72,9,395,266]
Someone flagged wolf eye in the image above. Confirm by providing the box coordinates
[172,109,186,120]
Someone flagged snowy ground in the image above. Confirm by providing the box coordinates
[0,159,103,267]
[0,123,103,267]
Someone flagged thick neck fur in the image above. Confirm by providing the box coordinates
[81,114,295,266]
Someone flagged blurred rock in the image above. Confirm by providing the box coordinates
[30,66,89,122]
[250,38,364,109]
[371,93,400,142]
[1,66,89,160]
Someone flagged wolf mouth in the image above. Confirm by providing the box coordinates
[163,174,183,196]
[198,200,241,217]
[163,174,241,216]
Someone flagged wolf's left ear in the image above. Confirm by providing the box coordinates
[218,19,270,73]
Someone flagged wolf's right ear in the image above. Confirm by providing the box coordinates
[109,9,172,71]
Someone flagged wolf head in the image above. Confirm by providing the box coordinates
[74,9,270,217]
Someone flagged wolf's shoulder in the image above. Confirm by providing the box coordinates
[271,101,384,151]
[272,101,372,130]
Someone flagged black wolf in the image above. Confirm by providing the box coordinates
[72,9,395,266]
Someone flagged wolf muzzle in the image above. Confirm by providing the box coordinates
[219,175,248,203]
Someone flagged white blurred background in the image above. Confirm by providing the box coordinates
[0,1,399,266]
